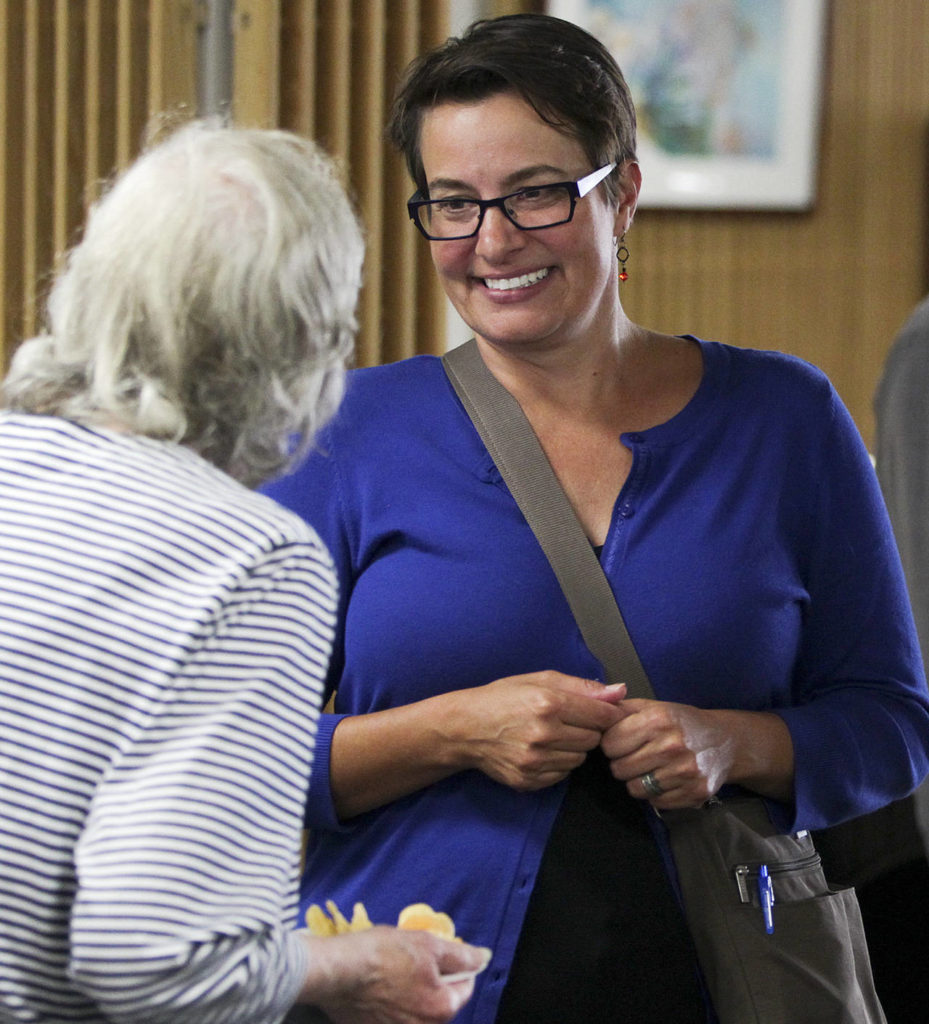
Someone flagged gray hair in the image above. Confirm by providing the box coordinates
[1,119,364,487]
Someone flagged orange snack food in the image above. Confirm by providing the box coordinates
[305,899,457,939]
[396,902,456,940]
[305,899,373,935]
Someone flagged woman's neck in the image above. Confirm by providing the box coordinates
[473,324,704,438]
[473,319,644,417]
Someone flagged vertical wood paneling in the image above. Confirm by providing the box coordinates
[0,1,196,366]
[22,1,54,337]
[0,0,26,360]
[84,0,102,191]
[53,0,74,257]
[277,1,452,366]
[0,2,14,352]
[381,2,425,361]
[623,0,929,448]
[2,0,929,448]
[280,0,317,139]
[148,0,198,122]
[314,2,352,164]
[115,0,136,167]
[84,0,119,202]
[232,0,281,127]
[414,1,456,355]
[351,0,387,367]
[21,0,38,323]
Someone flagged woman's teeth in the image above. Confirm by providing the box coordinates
[484,268,549,291]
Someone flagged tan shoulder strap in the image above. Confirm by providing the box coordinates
[443,339,654,697]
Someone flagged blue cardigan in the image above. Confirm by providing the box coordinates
[263,338,929,1024]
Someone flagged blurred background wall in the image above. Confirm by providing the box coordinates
[0,0,927,448]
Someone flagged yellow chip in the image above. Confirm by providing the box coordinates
[305,903,337,936]
[325,899,352,934]
[349,901,373,932]
[307,898,457,941]
[397,902,456,940]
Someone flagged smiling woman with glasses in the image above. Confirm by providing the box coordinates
[265,13,929,1024]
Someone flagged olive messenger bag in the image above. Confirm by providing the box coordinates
[443,338,886,1024]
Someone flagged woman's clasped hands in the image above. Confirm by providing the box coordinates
[457,672,627,790]
[601,696,795,808]
[457,672,775,809]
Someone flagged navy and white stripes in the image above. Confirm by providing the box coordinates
[0,414,335,1024]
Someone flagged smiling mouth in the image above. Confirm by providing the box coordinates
[484,267,550,292]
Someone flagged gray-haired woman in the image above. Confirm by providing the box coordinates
[0,120,487,1024]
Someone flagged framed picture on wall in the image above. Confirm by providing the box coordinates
[547,0,828,209]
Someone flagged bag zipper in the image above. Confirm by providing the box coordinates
[733,854,821,904]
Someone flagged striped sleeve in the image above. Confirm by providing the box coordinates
[67,543,336,1024]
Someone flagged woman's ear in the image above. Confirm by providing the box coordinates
[614,159,641,235]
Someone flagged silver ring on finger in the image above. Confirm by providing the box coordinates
[641,771,665,798]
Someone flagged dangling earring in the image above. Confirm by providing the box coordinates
[617,235,630,283]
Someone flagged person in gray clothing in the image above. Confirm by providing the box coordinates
[865,293,929,1022]
[877,294,929,682]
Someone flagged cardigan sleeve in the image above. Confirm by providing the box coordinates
[776,384,929,831]
[263,432,356,834]
[303,711,354,830]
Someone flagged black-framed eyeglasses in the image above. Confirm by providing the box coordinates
[407,162,617,241]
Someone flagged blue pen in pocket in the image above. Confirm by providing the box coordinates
[758,863,775,934]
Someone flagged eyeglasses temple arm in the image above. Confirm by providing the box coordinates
[576,162,617,198]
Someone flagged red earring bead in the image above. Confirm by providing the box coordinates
[617,241,630,282]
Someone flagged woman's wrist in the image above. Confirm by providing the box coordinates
[719,709,795,801]
[328,690,477,818]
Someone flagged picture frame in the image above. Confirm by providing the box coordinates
[547,0,829,210]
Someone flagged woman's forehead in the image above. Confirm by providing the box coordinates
[419,94,586,183]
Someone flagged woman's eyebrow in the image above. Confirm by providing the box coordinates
[426,177,473,194]
[501,165,568,188]
[426,165,569,194]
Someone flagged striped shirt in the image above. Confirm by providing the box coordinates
[0,414,336,1024]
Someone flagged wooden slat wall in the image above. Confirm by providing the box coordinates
[620,0,929,449]
[0,0,197,366]
[279,0,452,366]
[274,0,929,446]
[0,0,456,370]
[232,0,281,129]
[2,0,928,450]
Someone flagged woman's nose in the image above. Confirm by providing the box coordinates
[474,204,524,259]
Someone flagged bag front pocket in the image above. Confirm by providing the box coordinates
[664,798,886,1024]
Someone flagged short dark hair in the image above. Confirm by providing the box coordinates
[387,13,637,204]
